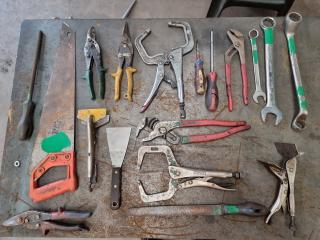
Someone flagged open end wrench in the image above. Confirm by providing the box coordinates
[285,12,308,131]
[248,29,266,103]
[260,17,283,126]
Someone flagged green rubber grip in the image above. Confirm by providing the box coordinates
[98,69,106,99]
[264,28,274,45]
[250,38,259,64]
[83,69,95,100]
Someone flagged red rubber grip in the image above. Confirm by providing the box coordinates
[225,63,233,112]
[241,64,249,105]
[180,119,247,127]
[29,151,77,202]
[185,124,251,144]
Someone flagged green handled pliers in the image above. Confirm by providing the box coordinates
[83,26,106,100]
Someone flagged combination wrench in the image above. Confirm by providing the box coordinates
[248,29,266,103]
[260,17,283,125]
[285,12,308,131]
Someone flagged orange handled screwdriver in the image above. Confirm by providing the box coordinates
[205,29,219,112]
[194,41,205,95]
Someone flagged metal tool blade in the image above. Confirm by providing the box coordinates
[274,142,299,160]
[106,127,131,167]
[30,23,75,171]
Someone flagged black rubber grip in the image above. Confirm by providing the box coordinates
[110,167,122,210]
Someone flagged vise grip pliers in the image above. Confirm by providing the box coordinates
[136,117,251,144]
[135,21,194,119]
[137,145,240,203]
[225,29,249,111]
[258,142,299,234]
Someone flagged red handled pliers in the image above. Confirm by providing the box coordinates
[136,117,251,144]
[225,29,249,112]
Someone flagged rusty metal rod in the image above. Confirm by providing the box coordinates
[129,202,267,217]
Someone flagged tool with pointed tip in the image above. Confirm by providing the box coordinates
[77,108,110,192]
[260,17,283,125]
[206,28,219,112]
[17,31,43,140]
[284,12,308,131]
[258,142,298,235]
[112,22,136,101]
[137,145,240,203]
[121,0,136,19]
[106,127,131,210]
[2,208,91,235]
[129,202,267,217]
[83,26,106,100]
[194,41,205,95]
[225,29,249,111]
[29,23,77,202]
[135,21,194,119]
[248,28,266,104]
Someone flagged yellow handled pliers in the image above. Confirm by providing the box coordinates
[112,22,136,102]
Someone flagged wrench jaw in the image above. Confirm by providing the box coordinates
[261,106,283,126]
[292,111,307,131]
[253,90,267,104]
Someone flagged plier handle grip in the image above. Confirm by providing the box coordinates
[225,29,249,111]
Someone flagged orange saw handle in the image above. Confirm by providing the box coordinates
[29,151,77,202]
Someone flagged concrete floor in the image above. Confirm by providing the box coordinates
[0,0,319,239]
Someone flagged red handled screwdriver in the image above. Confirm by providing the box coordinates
[205,28,219,112]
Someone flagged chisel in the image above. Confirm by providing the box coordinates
[17,31,43,140]
[129,202,267,217]
[205,28,219,112]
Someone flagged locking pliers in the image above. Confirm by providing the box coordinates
[225,29,249,111]
[136,117,250,144]
[137,145,240,203]
[135,21,194,119]
[258,142,299,234]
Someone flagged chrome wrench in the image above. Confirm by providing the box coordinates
[248,29,266,103]
[260,17,283,125]
[285,12,308,131]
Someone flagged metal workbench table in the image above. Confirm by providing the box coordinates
[0,18,319,239]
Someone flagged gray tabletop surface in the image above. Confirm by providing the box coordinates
[0,18,319,239]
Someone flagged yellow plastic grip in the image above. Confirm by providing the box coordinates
[125,67,137,102]
[111,67,123,101]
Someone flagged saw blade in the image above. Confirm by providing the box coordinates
[29,23,75,171]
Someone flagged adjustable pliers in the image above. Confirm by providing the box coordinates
[136,117,250,144]
[83,26,106,100]
[225,29,249,111]
[2,208,91,235]
[111,22,136,102]
[137,145,240,203]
